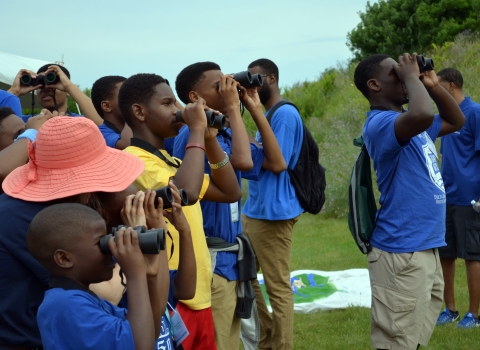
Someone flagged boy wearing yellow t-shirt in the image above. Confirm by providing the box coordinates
[118,73,242,350]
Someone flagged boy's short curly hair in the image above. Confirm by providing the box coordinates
[175,62,221,105]
[118,73,168,127]
[437,68,464,89]
[0,107,16,130]
[27,203,104,269]
[354,54,390,98]
[248,58,279,82]
[91,76,126,118]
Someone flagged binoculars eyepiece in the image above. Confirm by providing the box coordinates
[416,54,434,73]
[20,72,59,87]
[175,110,225,130]
[100,225,165,255]
[155,186,188,209]
[232,71,263,89]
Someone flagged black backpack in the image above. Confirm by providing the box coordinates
[266,101,326,214]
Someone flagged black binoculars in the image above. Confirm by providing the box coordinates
[100,225,165,255]
[175,110,225,130]
[20,72,59,86]
[155,186,189,209]
[416,55,434,73]
[232,71,263,88]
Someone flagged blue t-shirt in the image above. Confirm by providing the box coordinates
[98,121,121,148]
[0,89,22,117]
[157,314,174,350]
[0,195,51,347]
[363,109,446,253]
[243,104,304,220]
[38,287,134,350]
[164,137,175,156]
[440,97,480,206]
[173,126,263,281]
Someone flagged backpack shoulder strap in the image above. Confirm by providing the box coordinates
[353,135,399,228]
[266,100,299,125]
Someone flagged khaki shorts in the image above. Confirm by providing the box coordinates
[368,247,444,350]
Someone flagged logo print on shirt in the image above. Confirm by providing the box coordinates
[420,132,444,192]
[156,316,173,350]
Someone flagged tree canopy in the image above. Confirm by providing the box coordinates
[347,0,480,60]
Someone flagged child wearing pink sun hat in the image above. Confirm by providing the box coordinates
[2,116,144,200]
[0,116,144,349]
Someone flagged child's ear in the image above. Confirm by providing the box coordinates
[367,78,381,92]
[188,91,199,103]
[101,100,112,113]
[449,82,456,92]
[53,249,74,269]
[132,103,145,122]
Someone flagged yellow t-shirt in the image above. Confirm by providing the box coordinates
[124,146,212,310]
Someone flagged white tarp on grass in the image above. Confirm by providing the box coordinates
[240,269,371,350]
[257,268,371,313]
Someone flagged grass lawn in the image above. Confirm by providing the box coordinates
[242,214,478,349]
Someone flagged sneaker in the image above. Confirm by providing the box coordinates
[457,312,480,329]
[436,308,460,326]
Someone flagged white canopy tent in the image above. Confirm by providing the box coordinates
[0,51,51,85]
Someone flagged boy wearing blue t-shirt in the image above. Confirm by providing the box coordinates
[354,54,465,349]
[27,203,166,350]
[91,75,133,149]
[436,68,480,328]
[174,62,285,350]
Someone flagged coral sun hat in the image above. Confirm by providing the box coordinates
[2,117,144,201]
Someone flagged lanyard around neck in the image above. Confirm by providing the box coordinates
[130,138,180,168]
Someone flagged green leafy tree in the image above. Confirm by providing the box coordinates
[347,0,480,60]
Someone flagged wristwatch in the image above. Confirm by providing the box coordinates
[208,152,230,170]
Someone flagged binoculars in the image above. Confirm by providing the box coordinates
[100,225,165,255]
[175,110,225,130]
[20,72,59,86]
[232,71,263,88]
[155,186,189,209]
[416,55,434,73]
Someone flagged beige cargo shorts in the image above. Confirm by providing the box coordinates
[367,247,444,350]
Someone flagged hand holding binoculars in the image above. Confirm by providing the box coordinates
[416,54,434,73]
[100,225,165,255]
[231,71,263,89]
[20,72,59,87]
[154,186,188,209]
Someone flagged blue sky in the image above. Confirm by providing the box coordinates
[2,0,370,93]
